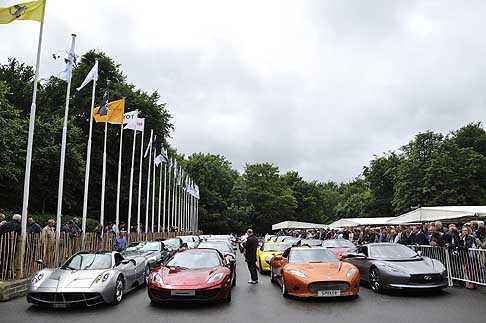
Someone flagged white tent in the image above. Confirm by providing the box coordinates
[329,217,396,228]
[271,221,329,231]
[388,206,486,224]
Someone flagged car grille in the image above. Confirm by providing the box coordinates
[28,292,104,307]
[409,274,443,284]
[308,281,350,292]
[149,288,220,301]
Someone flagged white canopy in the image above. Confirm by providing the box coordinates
[388,206,486,224]
[271,221,329,231]
[329,217,396,228]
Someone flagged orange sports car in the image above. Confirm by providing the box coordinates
[269,247,360,298]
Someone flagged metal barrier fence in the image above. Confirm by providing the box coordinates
[0,231,185,281]
[409,245,486,287]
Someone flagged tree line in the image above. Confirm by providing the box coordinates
[2,52,486,234]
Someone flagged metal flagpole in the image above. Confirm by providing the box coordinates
[162,163,167,232]
[100,80,110,237]
[157,157,163,233]
[167,161,172,232]
[151,143,156,233]
[55,34,76,251]
[171,165,176,231]
[20,2,46,277]
[127,111,138,240]
[81,62,97,247]
[115,102,125,232]
[145,130,153,232]
[136,127,144,233]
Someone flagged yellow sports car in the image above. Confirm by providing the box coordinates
[256,242,291,273]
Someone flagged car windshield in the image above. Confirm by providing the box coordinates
[323,240,355,248]
[284,238,301,244]
[198,241,232,253]
[62,254,112,270]
[370,244,418,259]
[301,239,322,246]
[276,236,290,242]
[123,241,161,256]
[166,252,221,269]
[263,243,290,252]
[179,236,194,242]
[289,249,338,263]
[163,238,181,249]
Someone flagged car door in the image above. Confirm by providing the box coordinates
[348,246,369,281]
[114,253,136,287]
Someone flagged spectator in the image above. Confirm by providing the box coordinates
[1,214,21,235]
[410,226,429,245]
[61,220,78,238]
[443,224,460,249]
[0,213,6,231]
[115,231,128,251]
[41,219,55,238]
[26,216,42,234]
[458,226,476,289]
[474,226,486,249]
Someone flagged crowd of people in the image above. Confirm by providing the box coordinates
[277,221,486,250]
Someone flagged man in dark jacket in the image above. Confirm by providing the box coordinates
[243,228,259,284]
[1,214,21,235]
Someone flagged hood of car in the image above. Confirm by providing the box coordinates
[285,261,355,279]
[37,268,108,289]
[377,257,444,274]
[160,267,227,286]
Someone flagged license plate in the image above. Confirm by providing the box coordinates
[51,303,69,308]
[317,290,341,297]
[170,290,195,296]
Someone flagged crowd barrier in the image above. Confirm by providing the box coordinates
[0,231,187,281]
[409,245,486,287]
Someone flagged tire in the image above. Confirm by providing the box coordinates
[112,276,124,305]
[144,265,151,286]
[259,259,264,274]
[224,288,232,303]
[369,268,383,293]
[270,266,276,283]
[232,270,236,287]
[281,273,289,297]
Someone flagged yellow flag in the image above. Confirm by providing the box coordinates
[93,98,125,124]
[0,0,45,24]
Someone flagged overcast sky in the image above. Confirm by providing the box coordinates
[2,0,486,182]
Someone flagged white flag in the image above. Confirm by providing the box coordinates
[123,110,138,127]
[154,154,162,167]
[144,130,153,158]
[76,61,98,91]
[59,40,76,82]
[124,117,144,132]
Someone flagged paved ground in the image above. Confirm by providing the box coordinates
[0,253,485,323]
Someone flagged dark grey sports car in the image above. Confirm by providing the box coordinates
[27,251,146,307]
[343,243,448,293]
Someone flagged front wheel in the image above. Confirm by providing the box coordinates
[281,273,289,297]
[369,268,383,293]
[270,266,276,283]
[259,259,264,274]
[224,288,232,303]
[144,265,151,286]
[112,276,124,305]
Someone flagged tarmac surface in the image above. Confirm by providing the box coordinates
[0,252,485,323]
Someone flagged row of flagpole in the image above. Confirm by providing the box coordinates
[4,0,200,250]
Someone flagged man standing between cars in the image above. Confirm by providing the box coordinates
[243,228,259,284]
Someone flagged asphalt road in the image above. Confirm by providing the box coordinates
[0,252,485,323]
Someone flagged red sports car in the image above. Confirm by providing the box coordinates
[148,248,234,303]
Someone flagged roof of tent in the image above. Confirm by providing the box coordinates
[271,221,329,231]
[388,206,486,224]
[329,217,396,228]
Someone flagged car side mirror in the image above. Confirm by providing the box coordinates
[344,252,366,259]
[181,242,188,249]
[36,259,46,267]
[121,259,135,265]
[417,250,422,256]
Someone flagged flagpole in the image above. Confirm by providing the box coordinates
[115,103,124,232]
[162,164,167,232]
[167,161,172,232]
[127,111,138,240]
[19,15,45,277]
[100,80,110,236]
[171,169,176,232]
[81,66,97,246]
[151,144,156,233]
[136,128,144,233]
[157,159,163,233]
[145,129,153,233]
[55,34,76,255]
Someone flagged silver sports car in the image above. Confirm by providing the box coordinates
[343,243,448,293]
[27,251,146,307]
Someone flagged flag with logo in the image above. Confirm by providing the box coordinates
[124,117,144,132]
[123,110,138,127]
[93,98,125,124]
[0,0,45,24]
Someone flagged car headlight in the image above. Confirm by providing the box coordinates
[380,265,400,273]
[94,272,110,284]
[207,273,225,283]
[151,272,163,284]
[31,272,46,286]
[264,256,271,264]
[346,268,359,278]
[288,270,308,278]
